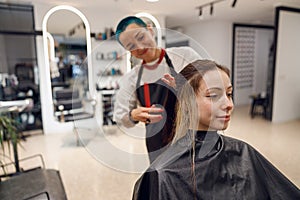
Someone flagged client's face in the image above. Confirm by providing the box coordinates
[196,69,234,131]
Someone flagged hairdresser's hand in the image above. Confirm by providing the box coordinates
[131,105,163,124]
[161,73,176,88]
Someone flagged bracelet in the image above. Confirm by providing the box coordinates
[129,110,139,124]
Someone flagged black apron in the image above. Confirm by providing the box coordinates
[136,51,177,163]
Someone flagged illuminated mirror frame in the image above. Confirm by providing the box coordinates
[41,5,92,133]
[42,5,93,94]
[46,32,55,62]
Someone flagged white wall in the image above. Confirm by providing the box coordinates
[273,9,300,123]
[183,20,232,69]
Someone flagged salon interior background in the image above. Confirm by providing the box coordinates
[0,0,300,134]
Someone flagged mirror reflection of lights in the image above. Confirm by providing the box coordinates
[42,5,94,95]
[199,7,203,16]
[46,32,55,62]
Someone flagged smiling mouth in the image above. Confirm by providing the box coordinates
[138,48,148,56]
[217,115,231,122]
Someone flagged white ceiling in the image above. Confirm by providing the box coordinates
[5,0,300,29]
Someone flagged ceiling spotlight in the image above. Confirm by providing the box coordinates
[232,0,237,7]
[198,7,204,20]
[199,7,203,16]
[210,3,214,15]
[146,0,159,2]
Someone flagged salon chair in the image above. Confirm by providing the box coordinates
[54,88,96,122]
[54,88,96,145]
[15,63,39,99]
[249,93,268,119]
[0,169,67,200]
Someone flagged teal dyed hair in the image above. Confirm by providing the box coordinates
[115,16,147,44]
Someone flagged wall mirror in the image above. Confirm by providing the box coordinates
[47,9,87,92]
[42,5,93,129]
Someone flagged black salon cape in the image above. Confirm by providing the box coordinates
[132,133,300,200]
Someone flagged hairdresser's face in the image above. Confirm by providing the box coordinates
[119,23,157,61]
[196,69,234,131]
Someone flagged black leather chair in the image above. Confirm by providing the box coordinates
[0,153,67,200]
[0,168,67,200]
[15,63,39,100]
[54,88,96,122]
[249,93,268,118]
[53,88,96,145]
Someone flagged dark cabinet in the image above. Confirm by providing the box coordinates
[0,3,42,131]
[100,90,117,125]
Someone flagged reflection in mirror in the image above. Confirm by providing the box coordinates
[47,9,87,90]
[43,6,93,124]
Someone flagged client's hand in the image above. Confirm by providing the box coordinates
[131,105,163,124]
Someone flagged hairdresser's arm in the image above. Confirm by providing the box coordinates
[113,71,138,127]
[113,70,163,126]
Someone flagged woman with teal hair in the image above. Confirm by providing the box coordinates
[113,16,201,163]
